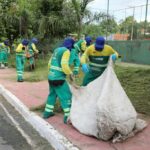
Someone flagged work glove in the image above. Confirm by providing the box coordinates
[111,54,117,61]
[82,64,89,73]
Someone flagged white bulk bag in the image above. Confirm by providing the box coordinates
[70,58,147,142]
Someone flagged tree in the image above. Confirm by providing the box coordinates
[71,0,94,38]
[119,16,138,40]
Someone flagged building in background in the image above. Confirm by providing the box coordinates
[107,34,129,40]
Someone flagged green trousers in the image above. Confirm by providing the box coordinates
[16,55,25,81]
[0,51,8,65]
[0,51,2,64]
[44,80,72,118]
[82,68,106,86]
[29,56,34,65]
[28,51,34,65]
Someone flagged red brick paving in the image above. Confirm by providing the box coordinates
[0,68,150,150]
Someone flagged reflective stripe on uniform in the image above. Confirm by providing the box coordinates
[64,112,70,117]
[45,108,53,112]
[64,108,70,112]
[50,66,63,71]
[74,45,80,51]
[46,104,54,109]
[89,62,108,67]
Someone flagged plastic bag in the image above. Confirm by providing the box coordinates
[70,58,147,142]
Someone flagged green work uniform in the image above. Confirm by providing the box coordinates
[81,44,118,86]
[74,39,86,53]
[44,47,80,123]
[27,43,38,70]
[0,43,10,67]
[16,43,27,81]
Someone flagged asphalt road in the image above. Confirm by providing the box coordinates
[0,95,54,150]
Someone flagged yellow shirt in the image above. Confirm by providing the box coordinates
[16,44,27,53]
[81,44,118,64]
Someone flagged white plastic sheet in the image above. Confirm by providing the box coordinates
[70,59,147,142]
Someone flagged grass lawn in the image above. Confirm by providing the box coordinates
[9,54,150,116]
[115,63,150,115]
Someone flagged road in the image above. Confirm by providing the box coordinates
[0,95,54,150]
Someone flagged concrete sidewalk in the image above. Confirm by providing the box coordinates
[0,68,150,150]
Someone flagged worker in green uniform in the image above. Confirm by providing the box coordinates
[0,40,10,68]
[26,38,39,71]
[16,39,29,82]
[81,36,119,86]
[74,38,87,54]
[43,38,80,124]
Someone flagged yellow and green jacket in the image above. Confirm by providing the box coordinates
[48,47,80,80]
[16,43,27,56]
[0,43,10,53]
[28,43,38,53]
[74,39,86,52]
[81,44,118,72]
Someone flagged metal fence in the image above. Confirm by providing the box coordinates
[108,40,150,65]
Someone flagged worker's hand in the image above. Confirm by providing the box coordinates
[69,74,75,82]
[111,54,117,61]
[82,64,89,73]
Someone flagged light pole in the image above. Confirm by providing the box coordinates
[106,0,110,40]
[144,0,149,36]
[131,7,135,41]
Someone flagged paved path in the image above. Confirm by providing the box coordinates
[0,68,150,150]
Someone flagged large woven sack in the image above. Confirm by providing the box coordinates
[70,59,147,142]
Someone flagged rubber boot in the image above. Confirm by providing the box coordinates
[43,112,55,119]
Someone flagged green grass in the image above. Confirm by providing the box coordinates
[24,57,49,82]
[115,64,150,115]
[8,53,51,82]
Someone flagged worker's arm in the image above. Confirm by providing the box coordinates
[32,43,39,53]
[73,53,80,75]
[80,47,90,64]
[111,47,119,57]
[16,44,23,52]
[48,56,52,71]
[81,41,87,52]
[61,50,72,75]
[109,46,119,61]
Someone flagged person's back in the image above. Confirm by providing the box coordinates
[48,46,70,81]
[44,38,78,124]
[74,39,86,53]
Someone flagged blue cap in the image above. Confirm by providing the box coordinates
[63,38,74,50]
[4,39,9,46]
[95,36,105,51]
[31,38,38,44]
[22,39,29,46]
[85,36,92,46]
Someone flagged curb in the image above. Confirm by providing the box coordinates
[0,84,79,150]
